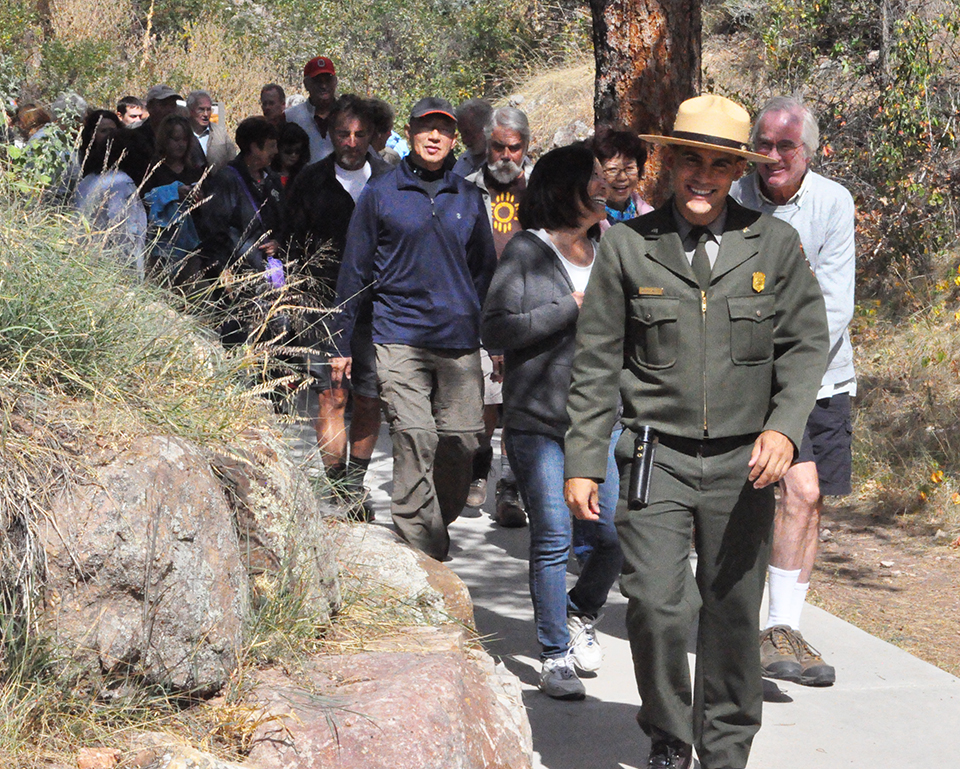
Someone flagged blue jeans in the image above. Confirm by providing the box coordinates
[506,428,623,659]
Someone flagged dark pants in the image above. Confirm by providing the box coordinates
[375,344,484,560]
[615,432,775,769]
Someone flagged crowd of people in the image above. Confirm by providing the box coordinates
[5,54,858,769]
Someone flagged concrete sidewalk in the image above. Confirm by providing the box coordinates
[286,413,959,768]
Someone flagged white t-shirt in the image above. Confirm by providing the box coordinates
[531,229,595,293]
[335,162,372,203]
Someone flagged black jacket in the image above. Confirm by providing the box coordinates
[284,152,391,303]
[197,156,285,273]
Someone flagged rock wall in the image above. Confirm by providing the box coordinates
[245,525,533,769]
[34,426,340,695]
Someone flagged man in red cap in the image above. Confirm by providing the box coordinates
[286,56,338,163]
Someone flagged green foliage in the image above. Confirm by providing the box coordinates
[0,165,272,445]
[742,0,960,313]
[252,0,573,112]
[757,0,880,88]
[1,122,75,194]
[0,1,41,61]
[38,38,129,102]
[0,54,23,118]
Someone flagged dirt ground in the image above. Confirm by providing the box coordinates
[810,502,960,677]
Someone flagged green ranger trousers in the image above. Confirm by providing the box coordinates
[615,431,775,769]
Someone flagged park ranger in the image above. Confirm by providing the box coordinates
[563,94,829,769]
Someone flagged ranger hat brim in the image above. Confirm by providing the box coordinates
[639,94,775,164]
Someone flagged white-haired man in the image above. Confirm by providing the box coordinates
[732,96,856,688]
[186,90,237,174]
[464,106,534,526]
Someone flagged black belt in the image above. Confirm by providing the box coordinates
[657,432,758,457]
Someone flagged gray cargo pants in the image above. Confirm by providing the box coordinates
[375,344,484,560]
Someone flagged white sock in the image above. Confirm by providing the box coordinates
[790,581,810,631]
[764,565,801,630]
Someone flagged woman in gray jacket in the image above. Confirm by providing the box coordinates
[482,143,622,701]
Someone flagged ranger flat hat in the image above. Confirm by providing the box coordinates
[639,94,774,164]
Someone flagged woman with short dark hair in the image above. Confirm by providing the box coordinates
[482,142,623,701]
[589,126,653,230]
[194,116,284,345]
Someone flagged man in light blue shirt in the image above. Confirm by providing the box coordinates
[733,96,856,688]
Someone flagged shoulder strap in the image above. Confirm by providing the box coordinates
[227,165,264,225]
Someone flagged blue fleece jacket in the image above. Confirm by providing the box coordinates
[333,159,497,355]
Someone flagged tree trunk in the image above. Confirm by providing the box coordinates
[591,0,702,204]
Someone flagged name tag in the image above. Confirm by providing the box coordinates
[637,287,664,296]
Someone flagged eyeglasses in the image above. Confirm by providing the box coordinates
[602,163,639,180]
[755,140,803,157]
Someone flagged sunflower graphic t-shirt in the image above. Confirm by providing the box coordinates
[484,170,527,259]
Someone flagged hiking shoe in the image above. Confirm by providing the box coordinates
[792,630,836,686]
[759,624,802,682]
[494,480,527,528]
[539,656,585,700]
[466,477,487,508]
[647,739,692,769]
[567,614,603,672]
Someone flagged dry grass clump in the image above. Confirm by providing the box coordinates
[851,278,960,536]
[0,169,302,761]
[508,60,594,155]
[147,19,283,131]
[49,0,136,46]
[0,184,273,445]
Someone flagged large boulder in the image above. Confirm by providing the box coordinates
[246,630,532,769]
[40,434,249,694]
[244,526,532,769]
[212,427,340,623]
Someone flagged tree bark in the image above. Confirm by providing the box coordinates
[591,0,702,204]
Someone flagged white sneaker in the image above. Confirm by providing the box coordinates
[567,614,603,672]
[539,656,585,700]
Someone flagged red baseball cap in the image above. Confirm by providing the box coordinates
[304,56,336,78]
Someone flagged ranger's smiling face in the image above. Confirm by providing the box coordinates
[667,146,745,226]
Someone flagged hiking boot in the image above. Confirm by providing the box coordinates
[567,614,603,672]
[791,629,836,686]
[466,477,487,508]
[539,656,585,700]
[646,738,692,769]
[494,480,527,528]
[759,624,802,682]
